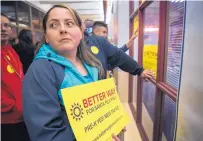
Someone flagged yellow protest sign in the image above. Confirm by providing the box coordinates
[61,78,130,141]
[143,45,158,78]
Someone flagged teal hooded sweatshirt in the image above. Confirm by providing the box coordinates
[23,43,99,141]
[35,43,99,103]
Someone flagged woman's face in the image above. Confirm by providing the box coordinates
[45,7,82,54]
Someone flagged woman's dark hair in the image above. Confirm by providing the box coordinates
[36,5,104,79]
[35,41,40,46]
[13,29,34,74]
[18,29,33,49]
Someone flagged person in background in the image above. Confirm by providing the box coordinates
[92,21,137,52]
[84,19,94,35]
[82,20,154,80]
[13,29,35,74]
[23,5,121,141]
[91,21,138,76]
[1,13,30,141]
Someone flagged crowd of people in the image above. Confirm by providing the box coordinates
[1,4,154,141]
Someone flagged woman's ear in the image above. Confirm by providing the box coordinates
[44,33,49,43]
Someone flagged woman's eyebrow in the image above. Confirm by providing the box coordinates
[48,19,59,23]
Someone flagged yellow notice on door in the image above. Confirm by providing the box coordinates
[143,45,158,78]
[134,15,139,34]
[61,78,130,141]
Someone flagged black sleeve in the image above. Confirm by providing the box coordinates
[98,37,144,76]
[22,60,74,141]
[119,44,128,52]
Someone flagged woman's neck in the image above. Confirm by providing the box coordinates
[67,56,79,65]
[61,51,87,76]
[60,50,79,64]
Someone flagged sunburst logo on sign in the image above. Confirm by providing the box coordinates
[70,103,84,121]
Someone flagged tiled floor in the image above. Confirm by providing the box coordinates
[122,103,142,141]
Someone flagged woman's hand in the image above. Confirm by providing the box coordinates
[112,134,120,141]
[112,127,127,141]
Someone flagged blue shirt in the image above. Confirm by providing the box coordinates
[85,35,144,76]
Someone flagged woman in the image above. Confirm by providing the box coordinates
[13,29,35,74]
[23,5,121,141]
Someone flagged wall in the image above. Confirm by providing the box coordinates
[132,37,139,107]
[176,1,203,141]
[134,1,140,12]
[109,1,130,103]
[108,0,118,45]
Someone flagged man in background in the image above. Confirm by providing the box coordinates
[92,21,137,53]
[1,13,30,141]
[82,19,154,80]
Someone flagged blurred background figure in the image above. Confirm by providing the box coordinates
[84,19,94,35]
[13,29,35,74]
[1,13,30,141]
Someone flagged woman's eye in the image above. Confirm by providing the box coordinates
[50,23,58,28]
[66,22,74,27]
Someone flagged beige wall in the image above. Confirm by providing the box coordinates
[113,68,129,103]
[132,76,138,108]
[113,69,138,104]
